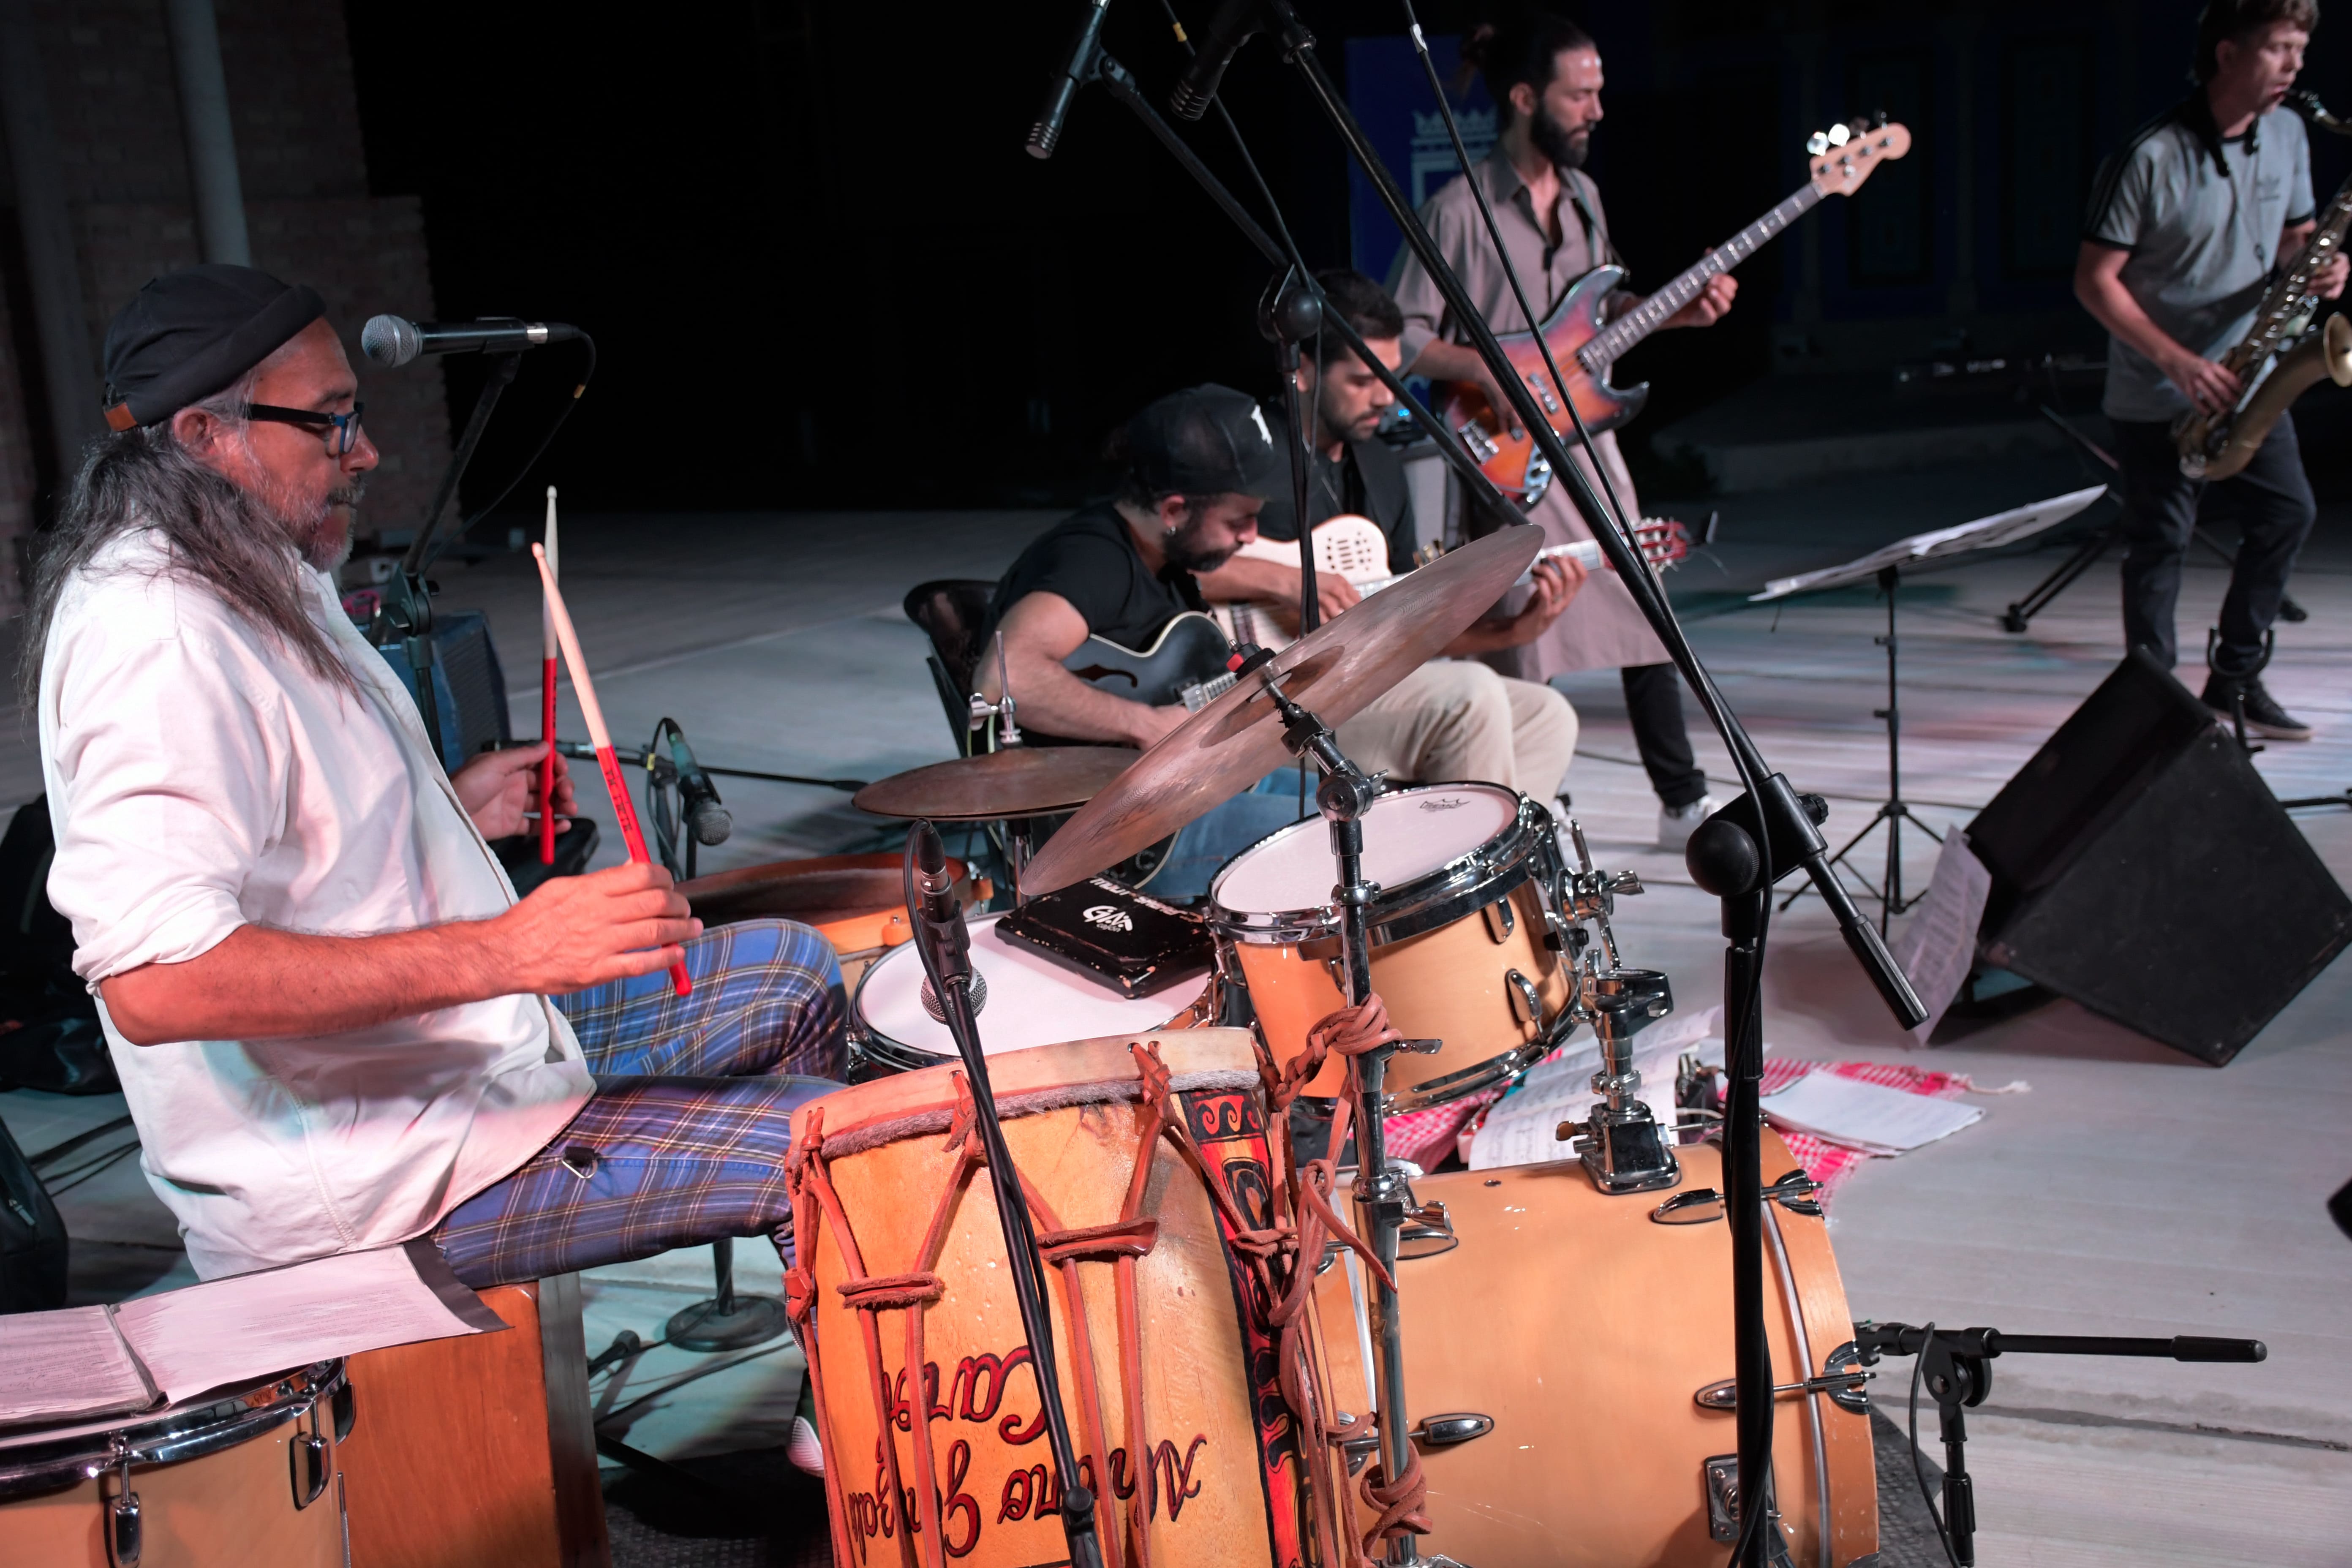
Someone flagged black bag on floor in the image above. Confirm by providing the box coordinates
[0,1119,68,1312]
[0,798,114,1095]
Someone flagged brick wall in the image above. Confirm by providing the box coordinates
[0,0,448,606]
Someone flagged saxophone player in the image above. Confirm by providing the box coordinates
[2076,0,2347,740]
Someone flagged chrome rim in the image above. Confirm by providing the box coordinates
[0,1360,346,1502]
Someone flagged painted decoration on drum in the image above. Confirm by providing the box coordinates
[792,1032,1320,1568]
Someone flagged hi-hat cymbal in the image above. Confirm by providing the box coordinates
[1020,526,1544,896]
[853,746,1141,822]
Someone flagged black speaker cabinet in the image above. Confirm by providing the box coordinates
[1968,651,2352,1065]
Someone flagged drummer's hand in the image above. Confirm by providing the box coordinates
[453,743,575,840]
[1125,703,1190,749]
[485,861,699,993]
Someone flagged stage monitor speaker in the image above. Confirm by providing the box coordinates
[1968,650,2352,1065]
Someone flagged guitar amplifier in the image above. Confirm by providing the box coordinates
[994,877,1214,999]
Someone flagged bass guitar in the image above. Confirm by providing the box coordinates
[1442,116,1910,502]
[1209,513,1696,653]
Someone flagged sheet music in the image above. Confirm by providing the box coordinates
[0,1304,159,1429]
[1761,1070,1981,1154]
[112,1240,504,1405]
[1468,1005,1727,1171]
[1751,485,2107,601]
[1891,833,1993,1041]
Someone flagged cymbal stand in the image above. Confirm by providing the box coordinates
[1256,668,1456,1568]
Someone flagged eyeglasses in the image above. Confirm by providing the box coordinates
[243,402,366,456]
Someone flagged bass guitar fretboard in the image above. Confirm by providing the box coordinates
[1579,185,1825,372]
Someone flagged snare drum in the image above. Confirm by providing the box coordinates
[0,1361,352,1566]
[1312,1135,1878,1566]
[848,911,1212,1077]
[1209,782,1570,1107]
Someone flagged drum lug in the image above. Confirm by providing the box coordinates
[332,1375,357,1443]
[1409,1411,1493,1447]
[1505,968,1546,1032]
[291,1405,330,1509]
[1693,1366,1873,1411]
[1397,1200,1457,1260]
[1481,897,1515,943]
[101,1446,141,1568]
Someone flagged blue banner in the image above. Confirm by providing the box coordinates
[1345,34,1496,287]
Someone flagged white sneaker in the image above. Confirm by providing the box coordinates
[787,1413,824,1476]
[1658,795,1720,852]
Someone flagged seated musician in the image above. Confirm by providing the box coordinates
[30,266,844,1288]
[976,384,1302,896]
[1194,269,1585,804]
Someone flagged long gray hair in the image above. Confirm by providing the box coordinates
[19,378,363,703]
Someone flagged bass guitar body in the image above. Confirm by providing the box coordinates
[1061,610,1237,712]
[1440,264,1645,504]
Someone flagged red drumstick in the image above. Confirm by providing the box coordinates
[539,487,560,866]
[530,542,691,998]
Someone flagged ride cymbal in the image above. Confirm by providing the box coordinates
[852,746,1141,822]
[1020,526,1543,895]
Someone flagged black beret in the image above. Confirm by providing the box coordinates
[101,264,327,430]
[1121,384,1280,500]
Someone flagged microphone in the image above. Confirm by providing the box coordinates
[1168,0,1266,121]
[361,315,583,369]
[909,819,972,988]
[662,723,732,848]
[1027,0,1111,159]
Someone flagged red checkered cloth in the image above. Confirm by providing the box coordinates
[1757,1059,1982,1204]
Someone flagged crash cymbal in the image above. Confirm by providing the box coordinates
[852,746,1141,822]
[1020,526,1544,896]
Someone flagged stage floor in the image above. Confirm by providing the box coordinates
[3,448,2347,1564]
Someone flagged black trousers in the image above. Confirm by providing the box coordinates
[2114,415,2315,678]
[1623,662,1708,809]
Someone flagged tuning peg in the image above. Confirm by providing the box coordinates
[1874,107,1890,129]
[1827,122,1851,147]
[1806,130,1829,155]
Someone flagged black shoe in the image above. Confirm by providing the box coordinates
[2200,674,2314,741]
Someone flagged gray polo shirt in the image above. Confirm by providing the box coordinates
[2084,103,2314,422]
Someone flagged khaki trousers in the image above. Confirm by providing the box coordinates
[1333,660,1578,800]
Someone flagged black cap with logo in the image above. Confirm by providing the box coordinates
[1118,384,1280,500]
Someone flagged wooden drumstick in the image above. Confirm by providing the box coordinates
[539,487,560,866]
[531,542,692,998]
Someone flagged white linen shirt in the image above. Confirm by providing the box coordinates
[38,528,593,1279]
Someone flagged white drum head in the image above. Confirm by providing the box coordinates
[855,912,1206,1058]
[1211,783,1523,916]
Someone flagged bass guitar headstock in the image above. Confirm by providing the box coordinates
[1805,115,1911,198]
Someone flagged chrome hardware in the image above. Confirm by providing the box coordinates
[1821,1342,1872,1414]
[1648,1170,1824,1224]
[331,1378,356,1442]
[291,1411,329,1509]
[1693,1369,1873,1410]
[1523,370,1560,414]
[1606,869,1644,898]
[1339,1431,1378,1475]
[103,1443,140,1568]
[920,970,988,1022]
[1410,1412,1493,1447]
[1704,1455,1742,1542]
[1393,1037,1444,1056]
[1523,447,1553,505]
[1456,419,1498,464]
[1397,1200,1458,1260]
[1386,1032,1565,1114]
[1568,968,1680,1194]
[1505,968,1545,1031]
[1482,896,1515,942]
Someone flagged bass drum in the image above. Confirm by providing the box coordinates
[0,1360,352,1567]
[1313,1135,1878,1567]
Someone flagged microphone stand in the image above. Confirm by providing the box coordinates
[904,823,1103,1568]
[375,351,525,757]
[1852,1323,2266,1567]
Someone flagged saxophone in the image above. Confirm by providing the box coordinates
[2174,90,2352,480]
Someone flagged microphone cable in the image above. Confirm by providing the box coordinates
[419,332,599,573]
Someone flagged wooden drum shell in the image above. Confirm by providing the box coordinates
[1310,1135,1878,1568]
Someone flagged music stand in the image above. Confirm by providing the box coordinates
[1752,485,2107,930]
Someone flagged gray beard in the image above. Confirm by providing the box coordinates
[266,478,366,573]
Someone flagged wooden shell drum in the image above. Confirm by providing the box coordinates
[1209,784,1572,1107]
[678,852,971,988]
[1312,1136,1878,1567]
[0,1361,352,1567]
[787,1029,1326,1567]
[849,912,1211,1078]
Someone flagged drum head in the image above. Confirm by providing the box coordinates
[1209,783,1523,920]
[854,912,1206,1061]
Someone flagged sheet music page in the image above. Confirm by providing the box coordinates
[0,1304,160,1429]
[113,1240,505,1404]
[1467,1005,1727,1171]
[1891,832,1993,1040]
[1760,1070,1981,1154]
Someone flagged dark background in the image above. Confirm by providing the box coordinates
[341,0,2352,517]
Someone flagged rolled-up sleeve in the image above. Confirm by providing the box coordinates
[1388,193,1464,368]
[46,608,287,984]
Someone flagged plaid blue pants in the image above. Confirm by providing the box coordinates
[431,918,845,1289]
